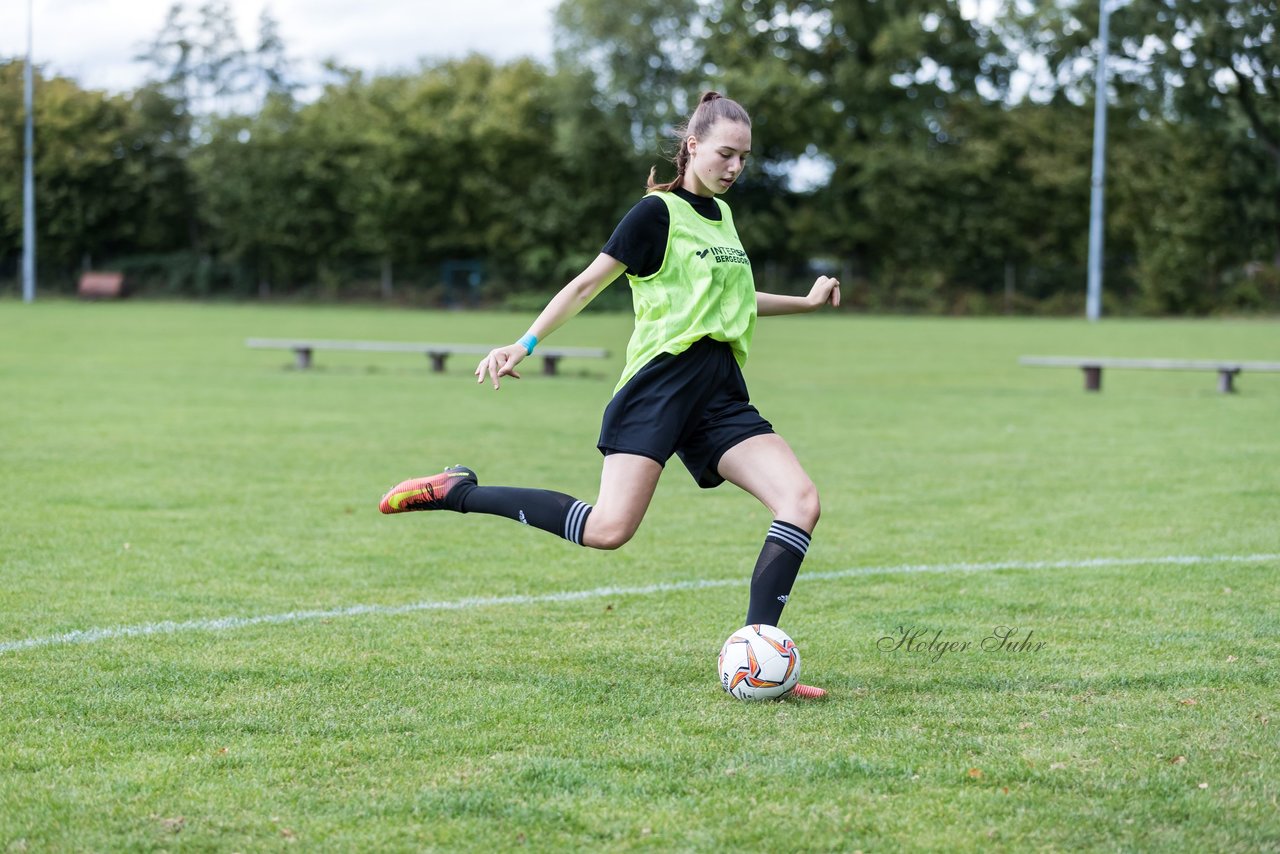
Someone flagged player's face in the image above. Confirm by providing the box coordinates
[685,120,752,197]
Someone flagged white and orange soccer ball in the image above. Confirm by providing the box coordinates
[717,624,801,700]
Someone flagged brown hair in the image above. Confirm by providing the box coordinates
[646,91,752,193]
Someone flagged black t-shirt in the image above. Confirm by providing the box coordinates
[602,187,723,278]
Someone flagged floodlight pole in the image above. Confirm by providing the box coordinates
[1085,0,1110,322]
[22,0,37,303]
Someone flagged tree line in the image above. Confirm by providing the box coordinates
[1,0,1277,313]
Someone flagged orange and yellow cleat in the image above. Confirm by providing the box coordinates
[379,466,477,514]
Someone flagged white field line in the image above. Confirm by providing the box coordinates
[2,553,1276,657]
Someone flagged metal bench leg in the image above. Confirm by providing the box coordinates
[1218,369,1238,393]
[1083,366,1102,392]
[294,348,312,370]
[543,356,560,376]
[429,353,448,373]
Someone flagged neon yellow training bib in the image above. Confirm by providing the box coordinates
[615,192,757,393]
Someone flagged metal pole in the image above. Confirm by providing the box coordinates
[1085,0,1110,322]
[22,0,36,303]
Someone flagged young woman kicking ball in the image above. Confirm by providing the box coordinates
[380,92,840,698]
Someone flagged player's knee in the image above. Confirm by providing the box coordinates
[583,516,637,551]
[786,478,821,530]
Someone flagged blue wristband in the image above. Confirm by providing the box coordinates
[518,333,538,355]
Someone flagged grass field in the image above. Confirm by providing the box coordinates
[1,299,1278,851]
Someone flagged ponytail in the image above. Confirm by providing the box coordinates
[646,91,751,193]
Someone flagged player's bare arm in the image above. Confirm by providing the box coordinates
[475,253,627,389]
[756,276,841,317]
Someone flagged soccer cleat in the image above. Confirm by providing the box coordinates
[789,683,828,699]
[379,466,477,514]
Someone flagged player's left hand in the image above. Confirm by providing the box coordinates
[807,276,841,310]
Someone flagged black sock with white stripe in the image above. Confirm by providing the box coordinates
[744,520,812,626]
[447,483,593,546]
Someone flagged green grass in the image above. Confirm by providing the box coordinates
[1,300,1277,851]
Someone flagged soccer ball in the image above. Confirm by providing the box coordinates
[717,624,801,700]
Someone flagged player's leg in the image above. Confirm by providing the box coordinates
[378,453,660,551]
[716,433,827,698]
[580,453,662,550]
[715,433,820,626]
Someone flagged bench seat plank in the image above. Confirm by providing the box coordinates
[246,338,608,376]
[1020,356,1280,372]
[1019,355,1280,393]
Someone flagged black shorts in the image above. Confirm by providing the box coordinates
[597,337,774,488]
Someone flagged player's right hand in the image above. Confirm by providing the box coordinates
[475,344,528,389]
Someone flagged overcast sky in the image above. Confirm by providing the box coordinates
[0,0,562,93]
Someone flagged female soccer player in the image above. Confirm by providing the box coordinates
[380,92,840,698]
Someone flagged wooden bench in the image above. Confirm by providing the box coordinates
[246,338,609,376]
[1020,356,1280,393]
[78,271,124,299]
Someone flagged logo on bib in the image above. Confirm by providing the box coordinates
[696,246,750,265]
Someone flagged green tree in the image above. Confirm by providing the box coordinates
[189,55,638,295]
[553,0,705,152]
[248,9,298,103]
[190,97,317,293]
[0,62,195,288]
[1110,117,1268,312]
[553,0,1016,302]
[997,0,1279,310]
[136,0,268,121]
[0,60,29,279]
[118,84,197,255]
[1132,0,1279,266]
[354,56,638,290]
